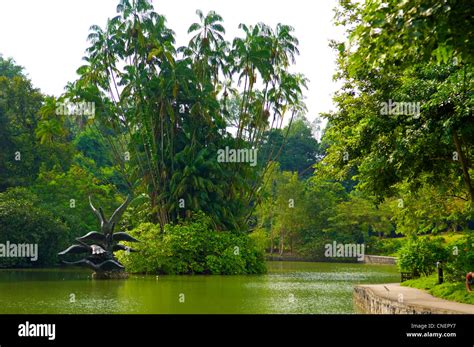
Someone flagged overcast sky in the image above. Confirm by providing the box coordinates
[0,0,344,125]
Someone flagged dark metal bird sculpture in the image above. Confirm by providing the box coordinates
[58,195,139,279]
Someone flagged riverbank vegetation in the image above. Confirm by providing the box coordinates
[315,0,473,294]
[117,213,266,274]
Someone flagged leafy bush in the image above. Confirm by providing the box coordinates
[298,234,333,259]
[115,222,163,273]
[397,237,448,276]
[249,228,268,252]
[0,188,68,267]
[444,235,474,282]
[117,213,266,275]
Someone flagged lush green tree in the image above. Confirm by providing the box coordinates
[319,58,473,216]
[445,235,474,282]
[336,0,474,70]
[67,0,308,231]
[31,164,120,237]
[326,193,393,241]
[74,127,113,167]
[0,57,77,191]
[0,188,68,267]
[310,0,474,265]
[0,57,43,190]
[256,165,348,256]
[390,178,469,236]
[249,0,474,267]
[272,171,306,254]
[0,55,24,78]
[323,1,474,213]
[260,115,322,179]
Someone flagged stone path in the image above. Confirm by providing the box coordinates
[356,283,474,314]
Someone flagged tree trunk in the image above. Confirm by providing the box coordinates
[150,190,158,224]
[270,233,274,255]
[453,129,474,202]
[269,208,274,254]
[279,233,284,256]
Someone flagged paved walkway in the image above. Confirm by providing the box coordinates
[357,283,474,314]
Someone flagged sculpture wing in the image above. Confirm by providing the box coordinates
[58,245,91,256]
[61,259,99,271]
[89,196,107,224]
[76,231,106,243]
[109,195,132,225]
[113,232,139,243]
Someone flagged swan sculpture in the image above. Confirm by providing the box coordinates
[58,195,139,279]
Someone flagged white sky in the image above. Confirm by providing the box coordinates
[0,0,344,125]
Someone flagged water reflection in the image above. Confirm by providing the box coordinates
[0,262,399,314]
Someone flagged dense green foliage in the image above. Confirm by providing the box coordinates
[254,162,399,258]
[0,188,68,267]
[397,237,448,276]
[259,115,322,179]
[117,214,266,274]
[31,164,119,236]
[0,56,44,190]
[321,1,473,221]
[68,0,308,231]
[365,237,403,257]
[444,235,474,282]
[336,0,474,69]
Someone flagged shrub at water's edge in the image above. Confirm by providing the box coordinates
[117,213,267,275]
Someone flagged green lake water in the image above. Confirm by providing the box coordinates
[0,262,399,314]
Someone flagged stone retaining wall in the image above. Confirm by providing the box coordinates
[362,255,397,265]
[265,254,397,264]
[353,286,461,314]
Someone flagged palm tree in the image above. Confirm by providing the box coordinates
[69,0,308,231]
[35,119,64,145]
[188,10,225,53]
[36,97,67,145]
[186,10,228,87]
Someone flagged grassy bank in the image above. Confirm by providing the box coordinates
[401,274,474,305]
